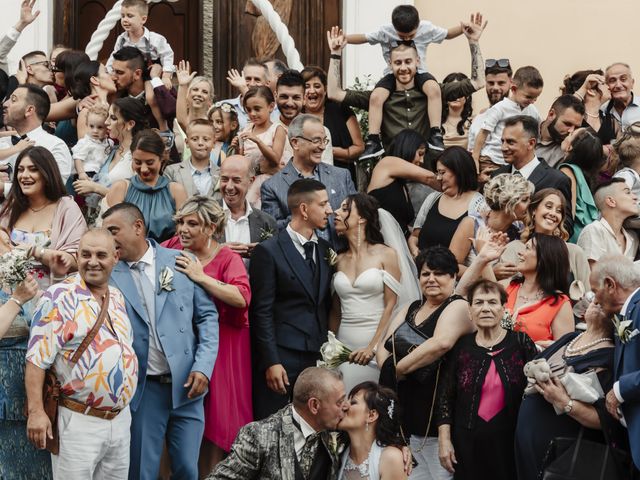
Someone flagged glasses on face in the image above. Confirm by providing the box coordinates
[28,60,51,69]
[155,130,175,150]
[485,58,511,69]
[296,136,330,147]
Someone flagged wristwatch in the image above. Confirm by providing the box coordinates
[563,399,574,414]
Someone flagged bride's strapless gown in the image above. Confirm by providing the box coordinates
[332,268,400,392]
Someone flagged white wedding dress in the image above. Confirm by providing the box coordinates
[338,441,383,480]
[333,268,401,392]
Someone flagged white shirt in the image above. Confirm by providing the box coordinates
[512,156,541,180]
[127,243,170,376]
[224,199,253,245]
[291,406,318,458]
[286,224,318,260]
[0,126,73,195]
[72,136,113,174]
[601,93,640,133]
[366,20,448,74]
[107,27,175,73]
[577,217,639,262]
[189,159,216,196]
[479,97,542,165]
[467,110,487,154]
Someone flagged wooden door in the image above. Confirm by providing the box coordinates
[54,0,201,72]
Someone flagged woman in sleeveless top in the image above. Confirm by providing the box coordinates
[367,130,441,237]
[337,382,406,480]
[105,130,187,242]
[409,147,483,256]
[330,194,402,393]
[378,247,474,480]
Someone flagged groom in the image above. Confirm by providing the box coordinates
[250,178,335,420]
[102,203,219,480]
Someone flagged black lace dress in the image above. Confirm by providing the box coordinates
[435,330,537,480]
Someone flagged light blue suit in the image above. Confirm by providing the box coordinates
[110,240,219,480]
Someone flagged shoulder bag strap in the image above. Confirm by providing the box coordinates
[70,290,110,365]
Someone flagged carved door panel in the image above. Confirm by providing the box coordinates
[55,0,201,72]
[213,0,342,100]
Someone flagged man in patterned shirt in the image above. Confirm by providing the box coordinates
[25,229,138,479]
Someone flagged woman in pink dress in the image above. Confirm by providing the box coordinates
[162,195,251,475]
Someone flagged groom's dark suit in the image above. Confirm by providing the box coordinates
[250,229,333,420]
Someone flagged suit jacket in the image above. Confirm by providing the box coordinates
[261,161,356,247]
[492,157,574,237]
[219,207,278,244]
[163,158,221,198]
[249,230,333,372]
[208,405,340,480]
[109,240,219,411]
[615,289,640,468]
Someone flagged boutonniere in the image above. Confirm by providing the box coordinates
[325,248,337,267]
[613,314,640,344]
[158,267,175,292]
[327,431,346,457]
[259,226,275,241]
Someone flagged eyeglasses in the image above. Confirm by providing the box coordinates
[295,136,330,147]
[616,121,640,145]
[28,60,51,69]
[485,58,511,69]
[155,130,175,150]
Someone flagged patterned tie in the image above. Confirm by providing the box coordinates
[513,170,523,177]
[303,242,316,274]
[130,262,155,323]
[299,433,319,478]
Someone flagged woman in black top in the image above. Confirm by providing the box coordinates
[436,279,537,480]
[378,247,474,479]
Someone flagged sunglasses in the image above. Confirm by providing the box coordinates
[485,58,511,69]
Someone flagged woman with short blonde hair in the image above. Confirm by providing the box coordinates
[162,195,252,474]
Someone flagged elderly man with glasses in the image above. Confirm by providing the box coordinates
[261,114,355,249]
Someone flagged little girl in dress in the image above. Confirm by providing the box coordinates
[238,86,286,209]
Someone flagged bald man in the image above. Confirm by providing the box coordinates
[219,154,277,260]
[25,229,139,479]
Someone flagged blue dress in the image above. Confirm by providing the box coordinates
[124,175,177,242]
[0,291,52,480]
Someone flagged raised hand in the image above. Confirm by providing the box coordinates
[226,68,246,91]
[463,12,487,42]
[326,26,346,54]
[176,60,196,87]
[17,0,40,31]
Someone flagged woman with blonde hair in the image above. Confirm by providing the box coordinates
[449,173,533,276]
[162,196,251,475]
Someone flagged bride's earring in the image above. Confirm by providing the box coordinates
[365,421,369,432]
[357,222,362,249]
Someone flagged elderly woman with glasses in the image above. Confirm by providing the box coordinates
[163,195,252,474]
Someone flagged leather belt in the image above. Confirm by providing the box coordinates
[60,396,121,420]
[147,373,172,384]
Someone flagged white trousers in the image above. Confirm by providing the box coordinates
[409,435,453,480]
[52,405,131,480]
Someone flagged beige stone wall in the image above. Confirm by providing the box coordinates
[416,0,638,115]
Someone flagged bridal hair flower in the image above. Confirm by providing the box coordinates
[387,399,395,419]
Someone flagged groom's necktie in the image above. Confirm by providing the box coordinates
[303,242,316,275]
[298,432,319,478]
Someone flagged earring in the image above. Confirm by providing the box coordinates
[365,421,369,432]
[357,223,362,249]
[207,237,212,249]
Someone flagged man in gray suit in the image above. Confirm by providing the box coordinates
[261,114,356,248]
[208,367,348,480]
[220,154,277,260]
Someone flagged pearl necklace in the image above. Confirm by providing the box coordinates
[565,332,613,355]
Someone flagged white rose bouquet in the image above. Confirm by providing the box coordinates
[0,248,35,289]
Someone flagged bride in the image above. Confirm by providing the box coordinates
[330,193,420,392]
[338,381,407,480]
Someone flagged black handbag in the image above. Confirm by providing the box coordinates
[541,422,634,480]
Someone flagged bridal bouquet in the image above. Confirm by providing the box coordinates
[0,247,35,288]
[318,332,352,369]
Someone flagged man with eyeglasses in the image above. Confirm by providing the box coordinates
[261,114,356,248]
[20,51,54,88]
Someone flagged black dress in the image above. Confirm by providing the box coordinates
[380,296,464,440]
[514,332,620,480]
[418,196,467,250]
[323,100,357,178]
[369,179,415,238]
[435,330,537,480]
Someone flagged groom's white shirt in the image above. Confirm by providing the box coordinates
[286,224,318,258]
[291,406,318,458]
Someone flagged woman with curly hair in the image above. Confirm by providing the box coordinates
[337,382,407,479]
[449,173,533,276]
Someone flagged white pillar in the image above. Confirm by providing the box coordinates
[341,0,413,89]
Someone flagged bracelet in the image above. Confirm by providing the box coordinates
[330,54,342,60]
[8,297,22,307]
[574,91,584,101]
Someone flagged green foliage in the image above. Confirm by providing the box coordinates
[349,74,373,138]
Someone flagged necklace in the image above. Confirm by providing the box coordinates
[29,202,52,213]
[476,328,506,351]
[344,455,370,478]
[585,111,600,119]
[198,243,222,264]
[565,332,613,356]
[517,289,544,303]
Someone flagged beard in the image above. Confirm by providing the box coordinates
[547,117,569,144]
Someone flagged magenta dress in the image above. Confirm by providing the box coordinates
[162,237,253,451]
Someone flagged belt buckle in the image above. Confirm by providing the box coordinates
[160,374,172,384]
